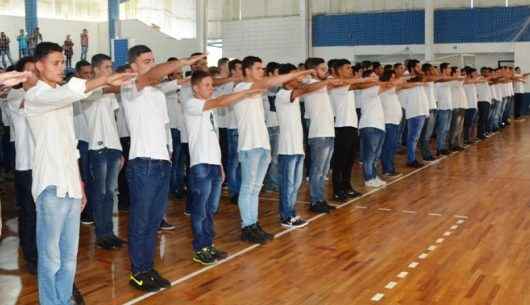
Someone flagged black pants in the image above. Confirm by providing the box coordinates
[219,128,228,176]
[477,101,490,138]
[514,93,524,118]
[332,127,358,194]
[15,170,37,265]
[118,137,130,209]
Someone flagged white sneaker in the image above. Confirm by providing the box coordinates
[375,176,387,186]
[365,179,382,188]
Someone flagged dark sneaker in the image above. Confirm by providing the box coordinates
[193,248,216,265]
[241,225,268,244]
[110,235,127,248]
[281,216,308,229]
[344,189,362,198]
[438,149,450,156]
[230,195,239,205]
[256,222,273,240]
[309,201,331,214]
[80,215,94,225]
[383,171,403,178]
[129,272,160,292]
[71,283,85,305]
[332,192,348,202]
[96,237,115,250]
[406,161,425,168]
[423,155,436,162]
[159,219,176,231]
[452,146,465,152]
[208,246,228,260]
[148,269,171,288]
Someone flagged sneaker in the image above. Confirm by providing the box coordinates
[80,215,94,225]
[374,176,387,186]
[365,179,384,188]
[96,237,115,250]
[184,211,191,216]
[437,149,450,156]
[71,283,85,305]
[309,201,331,214]
[207,246,228,260]
[423,155,436,162]
[406,161,425,168]
[193,248,216,265]
[110,235,127,248]
[230,195,238,205]
[452,146,465,152]
[332,192,348,202]
[129,272,160,292]
[159,219,176,231]
[344,189,362,198]
[256,222,274,240]
[241,224,268,244]
[281,216,308,229]
[148,269,171,288]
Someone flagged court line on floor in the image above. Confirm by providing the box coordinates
[123,149,467,305]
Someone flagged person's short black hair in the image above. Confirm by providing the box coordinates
[305,57,325,70]
[450,66,459,75]
[15,56,35,72]
[191,70,211,86]
[266,62,280,76]
[407,59,420,72]
[242,56,262,76]
[335,59,351,70]
[208,66,220,75]
[34,42,63,61]
[91,53,112,68]
[421,63,432,73]
[372,62,382,70]
[384,64,393,71]
[393,62,403,70]
[190,52,203,58]
[75,60,91,72]
[116,64,131,73]
[278,63,297,75]
[228,59,242,72]
[167,57,178,62]
[380,69,395,82]
[298,63,305,69]
[127,45,152,64]
[327,59,338,73]
[218,57,229,67]
[440,62,450,73]
[362,69,373,78]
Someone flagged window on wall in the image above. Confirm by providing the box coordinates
[120,0,196,39]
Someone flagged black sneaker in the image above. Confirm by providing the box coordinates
[80,215,94,225]
[241,225,268,244]
[208,246,228,260]
[281,216,308,229]
[159,219,176,231]
[406,161,425,168]
[438,149,450,156]
[344,189,362,198]
[230,195,239,205]
[110,235,127,248]
[332,192,348,202]
[256,222,273,240]
[148,269,171,288]
[309,201,331,213]
[96,237,115,250]
[423,155,436,162]
[193,248,216,265]
[71,283,85,305]
[129,272,160,292]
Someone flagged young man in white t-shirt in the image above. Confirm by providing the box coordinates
[262,62,281,192]
[233,56,312,244]
[120,45,205,291]
[275,63,342,228]
[83,53,126,250]
[184,70,262,265]
[24,42,133,305]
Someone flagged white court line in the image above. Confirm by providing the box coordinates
[450,225,459,230]
[408,262,419,269]
[377,208,393,212]
[428,213,443,217]
[418,253,429,259]
[457,219,466,224]
[123,151,461,305]
[454,215,469,219]
[427,245,437,251]
[385,281,398,289]
[436,238,445,244]
[401,210,417,214]
[355,205,368,209]
[443,231,452,236]
[397,271,409,279]
[371,293,385,302]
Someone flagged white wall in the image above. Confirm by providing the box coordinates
[222,16,306,64]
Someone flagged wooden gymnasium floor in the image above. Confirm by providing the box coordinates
[2,120,530,305]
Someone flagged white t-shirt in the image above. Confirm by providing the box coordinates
[491,84,500,101]
[425,82,437,110]
[263,88,279,127]
[159,80,183,131]
[183,98,221,167]
[328,85,358,128]
[177,84,193,143]
[73,99,89,142]
[435,82,453,110]
[7,89,34,171]
[217,82,237,129]
[233,82,270,151]
[276,89,304,155]
[116,95,130,138]
[82,92,122,151]
[358,86,385,131]
[476,82,492,103]
[450,81,468,109]
[401,86,429,119]
[463,83,478,109]
[120,79,170,161]
[303,78,335,138]
[379,88,403,125]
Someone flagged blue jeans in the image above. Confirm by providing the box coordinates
[170,128,185,193]
[435,110,452,151]
[127,158,170,273]
[238,148,271,227]
[406,116,426,163]
[420,110,437,159]
[308,137,334,203]
[264,126,280,191]
[226,128,241,198]
[36,186,81,305]
[463,108,477,143]
[81,45,88,60]
[278,154,304,221]
[381,124,400,174]
[360,128,385,181]
[189,164,222,251]
[88,148,122,238]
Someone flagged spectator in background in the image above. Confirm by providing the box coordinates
[17,29,29,58]
[80,29,89,60]
[64,35,74,69]
[0,32,14,69]
[28,27,43,55]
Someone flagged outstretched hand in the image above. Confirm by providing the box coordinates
[246,88,266,97]
[0,71,32,87]
[181,53,208,66]
[107,72,137,87]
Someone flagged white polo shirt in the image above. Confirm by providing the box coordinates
[183,97,221,167]
[25,78,88,200]
[120,79,170,161]
[233,82,270,151]
[276,89,304,155]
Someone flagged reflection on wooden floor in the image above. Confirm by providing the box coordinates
[2,120,530,305]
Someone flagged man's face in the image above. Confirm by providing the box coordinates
[246,62,264,80]
[36,51,66,85]
[314,63,328,80]
[132,52,155,75]
[193,76,214,99]
[231,63,243,78]
[337,64,352,79]
[395,64,404,76]
[191,57,208,72]
[76,65,93,80]
[94,59,113,77]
